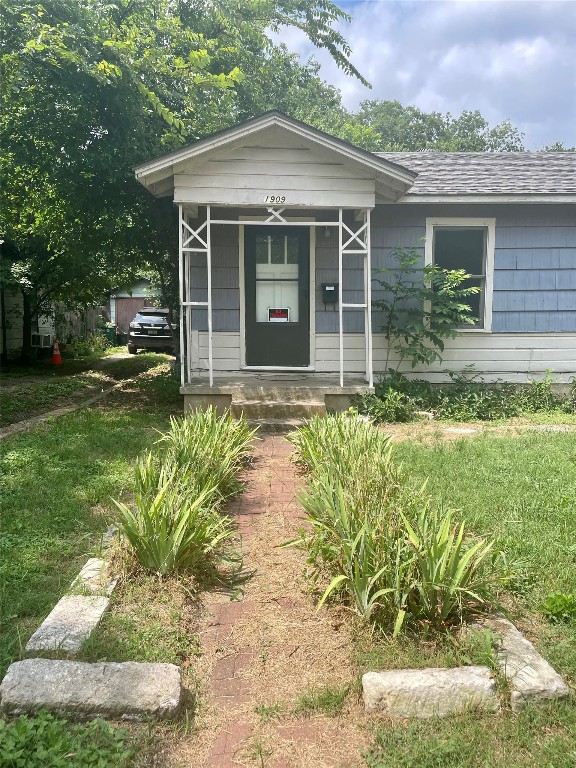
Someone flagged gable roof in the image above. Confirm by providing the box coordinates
[134,111,417,199]
[377,151,576,202]
[133,113,576,205]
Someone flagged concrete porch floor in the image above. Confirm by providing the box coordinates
[180,374,373,420]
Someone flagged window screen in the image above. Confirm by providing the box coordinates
[433,227,487,327]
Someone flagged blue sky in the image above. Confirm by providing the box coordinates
[277,0,576,149]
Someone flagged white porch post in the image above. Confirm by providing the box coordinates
[178,205,185,387]
[206,205,213,387]
[338,208,344,388]
[338,208,373,387]
[180,208,210,386]
[365,208,374,387]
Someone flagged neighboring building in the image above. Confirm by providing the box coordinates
[0,288,102,358]
[133,112,576,397]
[109,278,160,334]
[0,288,57,357]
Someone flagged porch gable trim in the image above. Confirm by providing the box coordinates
[134,112,417,195]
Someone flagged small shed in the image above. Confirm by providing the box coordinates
[109,279,160,334]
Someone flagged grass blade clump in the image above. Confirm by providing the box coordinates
[288,413,507,633]
[400,505,501,628]
[157,407,257,499]
[113,459,234,576]
[115,407,257,576]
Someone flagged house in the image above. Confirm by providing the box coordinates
[0,287,63,358]
[133,112,576,411]
[0,286,104,360]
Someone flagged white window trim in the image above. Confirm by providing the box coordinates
[425,217,495,333]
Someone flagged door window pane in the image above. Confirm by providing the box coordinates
[271,237,285,264]
[255,236,269,264]
[287,237,299,264]
[256,281,299,322]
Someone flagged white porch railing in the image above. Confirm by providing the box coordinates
[178,206,373,389]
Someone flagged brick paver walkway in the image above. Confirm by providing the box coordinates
[203,436,302,767]
[182,434,366,768]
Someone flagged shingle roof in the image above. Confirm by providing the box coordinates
[376,152,576,196]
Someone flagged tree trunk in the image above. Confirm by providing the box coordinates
[20,290,36,364]
[0,283,8,365]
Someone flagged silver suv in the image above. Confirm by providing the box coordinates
[127,307,176,354]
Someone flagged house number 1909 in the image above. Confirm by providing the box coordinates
[264,195,286,204]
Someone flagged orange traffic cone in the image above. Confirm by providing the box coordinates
[52,338,62,365]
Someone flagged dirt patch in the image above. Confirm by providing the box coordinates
[377,420,576,445]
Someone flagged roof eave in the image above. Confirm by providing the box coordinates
[396,193,576,204]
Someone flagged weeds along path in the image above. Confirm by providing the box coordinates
[169,435,369,768]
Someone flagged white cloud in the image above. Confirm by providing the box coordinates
[274,0,576,148]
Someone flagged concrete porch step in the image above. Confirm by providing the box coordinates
[247,418,307,434]
[231,400,326,420]
[225,386,348,401]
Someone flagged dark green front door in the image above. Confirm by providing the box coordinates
[245,226,310,367]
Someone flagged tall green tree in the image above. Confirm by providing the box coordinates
[357,100,526,151]
[1,0,368,359]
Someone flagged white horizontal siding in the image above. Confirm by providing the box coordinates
[195,332,241,372]
[316,333,576,383]
[190,331,576,383]
[175,173,374,192]
[173,138,376,208]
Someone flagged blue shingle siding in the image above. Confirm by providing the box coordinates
[315,237,368,332]
[496,249,576,270]
[189,203,575,335]
[191,309,240,332]
[371,203,576,334]
[496,227,575,248]
[492,205,576,332]
[187,220,239,331]
[496,312,576,333]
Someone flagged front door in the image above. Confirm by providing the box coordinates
[244,226,310,367]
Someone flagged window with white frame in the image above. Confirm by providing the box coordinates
[425,218,495,331]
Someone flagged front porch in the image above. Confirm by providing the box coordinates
[181,374,372,425]
[133,112,416,409]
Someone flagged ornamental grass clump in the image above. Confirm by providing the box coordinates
[114,408,256,576]
[113,459,235,576]
[156,407,257,499]
[288,414,507,633]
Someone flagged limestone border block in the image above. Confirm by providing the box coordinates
[480,616,570,712]
[25,595,110,655]
[363,666,500,718]
[0,659,182,720]
[70,558,118,596]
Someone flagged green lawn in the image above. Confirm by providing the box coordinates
[394,432,576,685]
[365,703,576,768]
[0,364,181,677]
[393,432,576,602]
[0,352,171,427]
[364,431,576,768]
[0,373,103,427]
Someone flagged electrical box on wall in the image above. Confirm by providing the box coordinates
[321,283,339,304]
